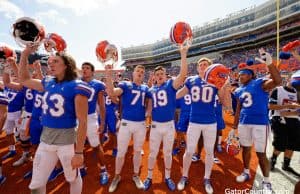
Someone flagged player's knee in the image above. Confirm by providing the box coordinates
[163,147,172,156]
[89,139,100,148]
[133,150,142,157]
[5,128,14,135]
[149,149,159,158]
[183,151,193,159]
[117,148,127,158]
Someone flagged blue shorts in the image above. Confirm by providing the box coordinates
[216,112,225,130]
[176,113,190,133]
[105,113,117,134]
[29,117,43,145]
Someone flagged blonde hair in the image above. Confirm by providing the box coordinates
[197,57,212,66]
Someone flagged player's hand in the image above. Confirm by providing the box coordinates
[22,45,39,56]
[255,48,273,65]
[71,154,84,170]
[179,44,189,56]
[291,48,300,58]
[33,60,42,69]
[6,57,17,67]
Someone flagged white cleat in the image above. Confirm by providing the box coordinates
[108,175,121,193]
[132,175,145,190]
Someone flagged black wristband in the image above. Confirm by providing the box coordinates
[75,151,83,155]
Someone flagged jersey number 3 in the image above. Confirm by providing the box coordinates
[241,92,253,107]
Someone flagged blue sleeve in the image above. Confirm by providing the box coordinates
[233,88,241,99]
[41,78,46,88]
[168,79,177,92]
[184,78,191,89]
[118,81,127,92]
[74,83,92,98]
[176,99,181,109]
[99,82,106,92]
[255,78,266,87]
[146,88,152,99]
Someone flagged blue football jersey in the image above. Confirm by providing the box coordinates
[185,76,218,124]
[31,90,44,119]
[118,81,149,121]
[235,78,269,125]
[149,79,177,122]
[41,77,92,128]
[105,93,117,115]
[24,87,34,113]
[4,87,25,112]
[0,91,8,105]
[177,94,191,114]
[85,79,105,115]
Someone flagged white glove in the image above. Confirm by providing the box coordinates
[255,48,273,65]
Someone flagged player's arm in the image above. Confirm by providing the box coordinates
[173,45,189,90]
[110,96,119,104]
[147,71,154,88]
[176,86,189,99]
[33,60,44,80]
[0,105,7,133]
[3,57,23,90]
[105,66,123,97]
[72,94,88,169]
[145,98,152,118]
[19,45,44,91]
[97,91,106,133]
[232,99,241,129]
[280,110,300,117]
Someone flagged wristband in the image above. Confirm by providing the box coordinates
[75,151,83,155]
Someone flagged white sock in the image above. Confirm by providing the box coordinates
[244,168,250,174]
[9,145,15,151]
[263,176,270,183]
[147,157,156,179]
[23,151,29,157]
[70,172,83,194]
[164,151,172,179]
[147,169,153,179]
[218,136,222,145]
[165,168,171,179]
